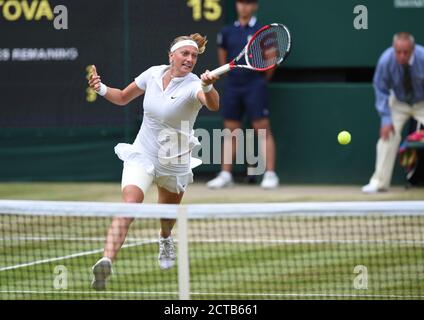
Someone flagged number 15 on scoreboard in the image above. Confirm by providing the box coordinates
[187,0,222,21]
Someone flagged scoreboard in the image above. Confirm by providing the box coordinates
[0,0,225,128]
[130,0,224,88]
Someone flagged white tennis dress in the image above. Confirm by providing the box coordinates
[114,65,203,194]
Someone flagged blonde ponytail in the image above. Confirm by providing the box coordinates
[189,33,207,54]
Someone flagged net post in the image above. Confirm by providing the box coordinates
[177,205,190,300]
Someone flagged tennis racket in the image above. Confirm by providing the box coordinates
[210,23,291,77]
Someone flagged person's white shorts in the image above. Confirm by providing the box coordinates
[121,162,193,194]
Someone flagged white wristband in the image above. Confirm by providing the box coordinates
[201,83,213,93]
[96,83,108,96]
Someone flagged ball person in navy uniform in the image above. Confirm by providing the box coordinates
[207,0,279,189]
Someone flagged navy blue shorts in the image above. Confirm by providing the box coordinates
[220,77,270,122]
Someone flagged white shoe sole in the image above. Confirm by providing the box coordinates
[362,189,387,194]
[207,181,234,189]
[261,180,279,189]
[362,189,378,194]
[158,259,176,270]
[91,260,112,291]
[261,184,278,189]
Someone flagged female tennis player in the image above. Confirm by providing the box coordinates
[87,33,219,290]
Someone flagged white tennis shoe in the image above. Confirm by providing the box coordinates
[206,171,234,189]
[361,182,387,194]
[91,257,113,291]
[158,236,176,270]
[260,171,279,189]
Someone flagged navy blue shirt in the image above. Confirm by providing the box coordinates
[217,16,264,85]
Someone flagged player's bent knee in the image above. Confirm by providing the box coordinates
[122,185,145,203]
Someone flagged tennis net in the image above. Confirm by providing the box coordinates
[0,200,424,300]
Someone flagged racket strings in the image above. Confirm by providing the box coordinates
[247,25,290,70]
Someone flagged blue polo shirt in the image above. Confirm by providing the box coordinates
[373,44,424,126]
[217,16,264,85]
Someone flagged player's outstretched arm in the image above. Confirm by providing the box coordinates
[88,65,144,106]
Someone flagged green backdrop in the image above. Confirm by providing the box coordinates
[257,0,424,67]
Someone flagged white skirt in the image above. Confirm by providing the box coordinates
[114,143,201,194]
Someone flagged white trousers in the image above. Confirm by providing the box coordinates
[369,96,424,189]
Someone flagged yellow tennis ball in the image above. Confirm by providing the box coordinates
[338,131,351,145]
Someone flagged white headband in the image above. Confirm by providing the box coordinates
[170,40,198,53]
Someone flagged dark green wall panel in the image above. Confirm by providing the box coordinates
[257,0,424,67]
[0,128,127,182]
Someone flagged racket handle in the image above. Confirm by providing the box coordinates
[209,64,232,77]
